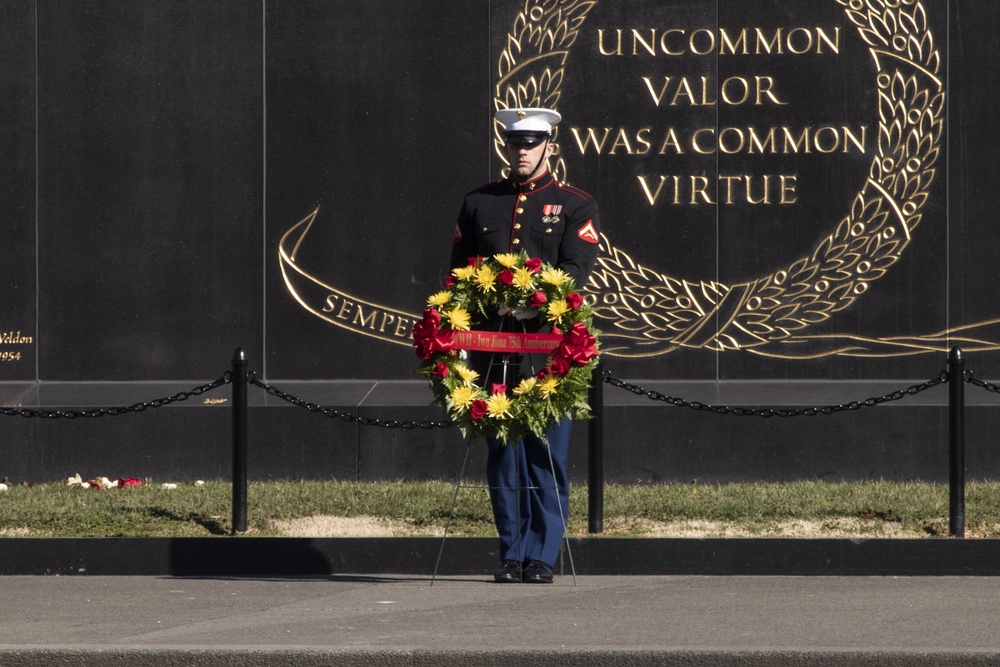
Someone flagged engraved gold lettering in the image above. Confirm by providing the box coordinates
[571,126,866,156]
[597,28,623,55]
[394,318,411,338]
[787,27,812,54]
[780,125,868,154]
[692,128,715,154]
[720,77,750,105]
[658,128,684,154]
[689,28,715,55]
[719,28,748,55]
[661,29,685,55]
[632,29,657,56]
[599,26,842,57]
[748,126,777,154]
[0,329,33,363]
[637,174,801,206]
[690,175,713,204]
[671,77,697,105]
[637,175,671,205]
[842,125,866,153]
[754,76,787,105]
[780,175,798,204]
[782,126,811,153]
[609,129,634,154]
[718,127,745,154]
[635,127,653,155]
[699,76,716,105]
[813,126,840,153]
[755,27,783,54]
[719,175,742,204]
[570,127,613,154]
[321,294,339,312]
[641,76,673,106]
[379,313,397,334]
[746,174,772,204]
[641,75,784,107]
[0,331,33,345]
[815,27,840,54]
[336,299,354,320]
[352,305,378,329]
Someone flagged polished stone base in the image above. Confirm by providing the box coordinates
[1,536,999,577]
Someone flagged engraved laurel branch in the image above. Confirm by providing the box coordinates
[496,0,944,356]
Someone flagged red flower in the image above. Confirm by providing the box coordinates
[549,356,572,377]
[529,291,547,308]
[566,292,584,310]
[117,477,143,488]
[444,275,456,288]
[422,307,442,327]
[432,362,450,378]
[467,256,481,266]
[470,400,489,420]
[524,257,542,273]
[497,269,514,286]
[490,383,508,395]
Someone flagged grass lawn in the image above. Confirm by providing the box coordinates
[1,479,997,538]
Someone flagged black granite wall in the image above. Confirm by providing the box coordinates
[2,0,998,484]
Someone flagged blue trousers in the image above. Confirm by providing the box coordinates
[486,418,571,568]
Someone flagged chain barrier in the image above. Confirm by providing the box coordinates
[600,369,949,417]
[11,365,1000,425]
[964,371,1000,396]
[246,372,452,430]
[0,374,232,419]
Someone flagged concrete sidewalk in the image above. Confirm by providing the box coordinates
[2,574,999,665]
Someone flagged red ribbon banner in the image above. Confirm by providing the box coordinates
[451,329,562,353]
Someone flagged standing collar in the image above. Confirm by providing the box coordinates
[507,170,554,194]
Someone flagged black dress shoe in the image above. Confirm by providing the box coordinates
[493,560,522,583]
[522,560,554,584]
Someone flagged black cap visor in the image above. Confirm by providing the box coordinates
[503,130,550,145]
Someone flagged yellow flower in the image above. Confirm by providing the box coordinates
[475,265,497,292]
[540,267,571,287]
[452,265,476,281]
[512,267,535,290]
[427,290,452,307]
[451,385,475,409]
[454,363,479,384]
[538,374,560,398]
[493,253,518,268]
[487,393,514,419]
[446,306,472,330]
[546,299,569,322]
[512,377,537,395]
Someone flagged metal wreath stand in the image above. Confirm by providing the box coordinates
[431,317,579,586]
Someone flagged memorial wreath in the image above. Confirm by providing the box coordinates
[412,251,600,443]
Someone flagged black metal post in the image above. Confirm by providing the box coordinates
[948,346,965,538]
[232,347,248,535]
[588,360,604,533]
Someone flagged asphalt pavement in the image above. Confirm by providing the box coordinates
[2,574,1000,665]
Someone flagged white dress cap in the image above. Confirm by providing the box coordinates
[495,107,562,143]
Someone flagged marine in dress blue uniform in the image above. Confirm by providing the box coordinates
[450,108,601,584]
